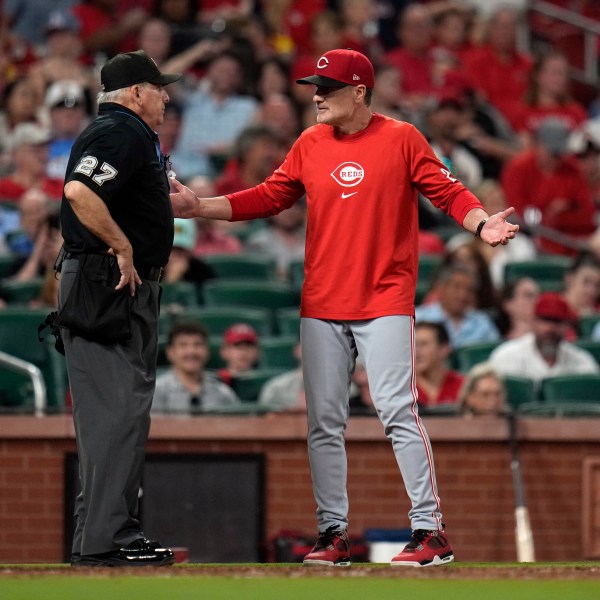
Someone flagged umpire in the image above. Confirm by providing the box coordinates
[59,50,181,567]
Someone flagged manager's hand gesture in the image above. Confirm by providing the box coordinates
[169,179,199,218]
[480,207,520,247]
[169,179,233,221]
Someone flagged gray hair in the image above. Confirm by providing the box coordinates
[97,81,152,105]
[97,87,127,105]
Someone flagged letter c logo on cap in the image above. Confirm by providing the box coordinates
[317,56,329,69]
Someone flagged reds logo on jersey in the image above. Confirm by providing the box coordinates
[330,162,365,187]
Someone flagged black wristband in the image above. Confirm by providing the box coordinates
[474,219,487,238]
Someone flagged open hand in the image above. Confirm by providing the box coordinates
[480,207,520,247]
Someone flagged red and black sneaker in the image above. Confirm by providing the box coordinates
[303,525,351,567]
[390,529,454,567]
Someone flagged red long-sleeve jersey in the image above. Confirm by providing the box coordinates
[227,114,483,319]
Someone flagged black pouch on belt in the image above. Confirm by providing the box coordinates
[54,253,132,344]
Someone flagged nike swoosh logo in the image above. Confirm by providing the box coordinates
[341,192,358,199]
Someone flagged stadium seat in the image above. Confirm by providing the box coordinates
[0,255,16,279]
[517,402,600,417]
[418,255,443,286]
[503,257,572,291]
[275,307,300,337]
[178,306,273,337]
[0,278,44,304]
[203,254,277,280]
[259,336,298,369]
[502,375,537,410]
[0,367,35,413]
[202,280,300,311]
[574,340,600,365]
[206,336,226,370]
[451,341,500,372]
[540,374,600,404]
[578,314,600,339]
[0,308,68,412]
[288,258,305,288]
[231,369,286,402]
[160,281,199,308]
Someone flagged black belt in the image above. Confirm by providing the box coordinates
[137,265,164,282]
[63,252,164,282]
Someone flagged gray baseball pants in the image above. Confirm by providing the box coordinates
[301,315,443,533]
[60,258,160,556]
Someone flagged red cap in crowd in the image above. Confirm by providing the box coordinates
[296,49,375,88]
[534,292,577,323]
[223,323,258,345]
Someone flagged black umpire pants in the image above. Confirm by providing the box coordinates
[59,258,160,556]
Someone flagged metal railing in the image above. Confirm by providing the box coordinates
[0,350,46,417]
[529,0,600,85]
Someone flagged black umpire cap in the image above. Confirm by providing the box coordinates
[101,50,182,92]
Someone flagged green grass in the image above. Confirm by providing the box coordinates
[1,577,599,600]
[1,564,599,600]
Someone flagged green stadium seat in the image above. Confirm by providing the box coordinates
[0,255,17,279]
[502,375,537,409]
[517,401,600,417]
[415,281,429,305]
[574,340,600,365]
[0,308,68,412]
[0,367,35,413]
[160,281,199,308]
[503,257,572,291]
[578,314,600,339]
[206,336,226,370]
[451,341,500,372]
[540,374,600,404]
[418,255,443,286]
[275,307,300,337]
[259,336,298,369]
[289,258,305,288]
[202,280,300,311]
[231,369,286,402]
[177,306,273,337]
[0,278,44,304]
[203,254,277,280]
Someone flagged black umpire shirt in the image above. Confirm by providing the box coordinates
[60,102,174,270]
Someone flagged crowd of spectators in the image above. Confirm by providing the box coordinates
[1,0,600,415]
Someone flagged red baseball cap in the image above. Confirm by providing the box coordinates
[223,323,258,345]
[296,49,375,88]
[534,292,576,323]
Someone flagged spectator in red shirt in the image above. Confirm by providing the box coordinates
[415,321,464,412]
[72,0,149,62]
[461,6,532,130]
[512,51,587,146]
[568,120,600,211]
[501,117,596,255]
[339,0,383,62]
[290,10,344,108]
[430,3,474,66]
[384,4,436,112]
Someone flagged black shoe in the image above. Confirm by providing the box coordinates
[74,539,175,567]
